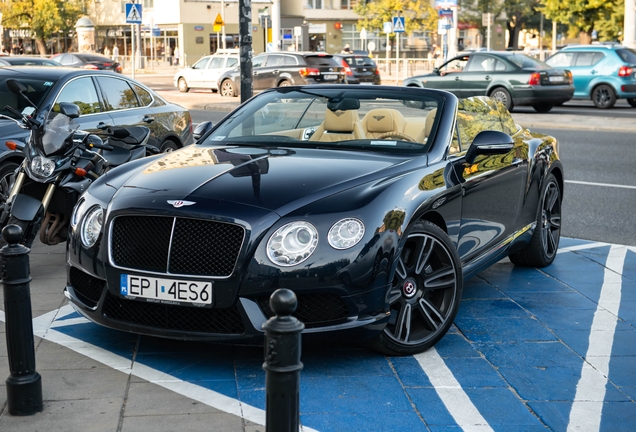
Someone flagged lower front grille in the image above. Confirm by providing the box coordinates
[103,292,245,334]
[70,267,105,308]
[257,294,350,328]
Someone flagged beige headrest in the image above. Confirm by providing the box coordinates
[324,109,359,132]
[425,108,437,137]
[364,109,406,133]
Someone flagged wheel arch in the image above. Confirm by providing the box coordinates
[590,81,617,99]
[416,211,448,234]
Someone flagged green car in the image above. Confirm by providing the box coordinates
[403,51,574,113]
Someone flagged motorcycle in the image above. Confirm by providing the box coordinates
[0,78,153,247]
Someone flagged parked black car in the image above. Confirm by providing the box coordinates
[0,56,61,66]
[403,51,574,112]
[0,67,193,205]
[65,87,563,356]
[332,53,381,85]
[51,53,123,73]
[218,52,345,97]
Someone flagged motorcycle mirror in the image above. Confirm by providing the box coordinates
[58,102,81,119]
[6,79,27,95]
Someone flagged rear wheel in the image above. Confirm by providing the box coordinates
[532,103,554,113]
[490,87,514,111]
[592,84,616,109]
[368,221,463,356]
[177,77,189,93]
[627,98,636,108]
[509,173,561,267]
[159,140,179,152]
[278,80,291,87]
[220,79,236,97]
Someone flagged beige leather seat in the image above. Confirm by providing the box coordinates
[361,108,407,139]
[309,109,365,142]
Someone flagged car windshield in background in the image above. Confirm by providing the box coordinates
[341,56,377,67]
[202,87,442,153]
[0,77,56,119]
[304,55,341,67]
[506,54,551,70]
[616,48,636,63]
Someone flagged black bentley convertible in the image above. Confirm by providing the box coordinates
[65,86,563,355]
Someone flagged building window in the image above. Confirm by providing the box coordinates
[306,0,323,9]
[341,0,359,9]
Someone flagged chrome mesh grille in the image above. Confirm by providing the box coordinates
[110,216,245,277]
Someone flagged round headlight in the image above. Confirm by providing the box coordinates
[70,198,86,229]
[80,206,103,248]
[266,221,318,266]
[328,218,365,250]
[30,155,55,178]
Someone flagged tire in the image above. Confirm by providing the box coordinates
[177,77,189,93]
[220,79,236,97]
[592,84,616,109]
[509,173,561,267]
[0,161,19,210]
[278,80,291,87]
[627,98,636,108]
[159,140,179,152]
[490,87,514,112]
[367,221,463,356]
[532,103,554,113]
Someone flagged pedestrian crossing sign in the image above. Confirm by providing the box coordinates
[125,3,143,24]
[392,16,405,33]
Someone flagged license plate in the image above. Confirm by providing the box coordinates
[323,74,338,80]
[549,76,564,83]
[120,274,213,305]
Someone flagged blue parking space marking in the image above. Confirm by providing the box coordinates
[5,238,635,431]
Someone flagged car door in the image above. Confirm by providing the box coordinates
[255,54,286,90]
[53,76,114,138]
[423,55,469,96]
[451,100,528,263]
[187,56,211,87]
[201,56,223,87]
[572,52,606,97]
[95,75,157,148]
[251,54,269,91]
[460,54,506,98]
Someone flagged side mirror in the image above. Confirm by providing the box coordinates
[58,102,81,119]
[432,67,440,74]
[464,130,514,164]
[193,121,214,141]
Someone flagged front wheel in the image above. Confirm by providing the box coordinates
[177,77,189,93]
[220,79,236,97]
[592,84,616,109]
[159,140,179,152]
[490,88,514,112]
[509,173,561,267]
[367,221,463,356]
[627,98,636,108]
[0,161,19,210]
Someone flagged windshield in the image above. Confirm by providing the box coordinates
[201,87,444,153]
[0,77,57,119]
[40,111,80,156]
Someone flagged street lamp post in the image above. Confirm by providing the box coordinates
[260,7,269,52]
[221,1,226,49]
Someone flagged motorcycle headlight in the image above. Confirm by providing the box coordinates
[30,155,56,178]
[80,206,103,248]
[266,221,318,267]
[328,218,365,250]
[71,198,87,230]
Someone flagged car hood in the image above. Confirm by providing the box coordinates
[112,145,412,214]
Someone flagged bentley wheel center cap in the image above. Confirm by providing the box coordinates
[403,279,417,299]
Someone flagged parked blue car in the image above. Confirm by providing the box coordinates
[546,43,636,109]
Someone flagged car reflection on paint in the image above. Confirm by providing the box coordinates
[65,87,564,356]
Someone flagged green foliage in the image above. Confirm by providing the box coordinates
[0,0,87,52]
[539,0,624,41]
[354,0,438,37]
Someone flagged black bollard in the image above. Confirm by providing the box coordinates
[262,288,305,432]
[1,224,43,415]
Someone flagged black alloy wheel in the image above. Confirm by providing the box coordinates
[510,173,561,267]
[627,98,636,108]
[370,221,463,356]
[592,84,616,109]
[220,79,236,97]
[159,140,179,152]
[490,87,514,111]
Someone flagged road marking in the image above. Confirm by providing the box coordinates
[567,245,626,432]
[414,348,494,432]
[565,179,636,190]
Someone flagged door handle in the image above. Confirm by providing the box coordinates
[590,70,597,74]
[97,122,112,130]
[143,116,155,124]
[455,76,460,81]
[485,75,492,81]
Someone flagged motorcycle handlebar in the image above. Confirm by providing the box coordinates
[3,104,39,128]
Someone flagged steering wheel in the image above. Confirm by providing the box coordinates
[375,131,417,142]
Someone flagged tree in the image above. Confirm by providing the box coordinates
[354,0,438,46]
[0,0,87,55]
[539,0,624,42]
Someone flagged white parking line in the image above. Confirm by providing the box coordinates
[567,245,626,432]
[565,179,636,190]
[414,348,494,432]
